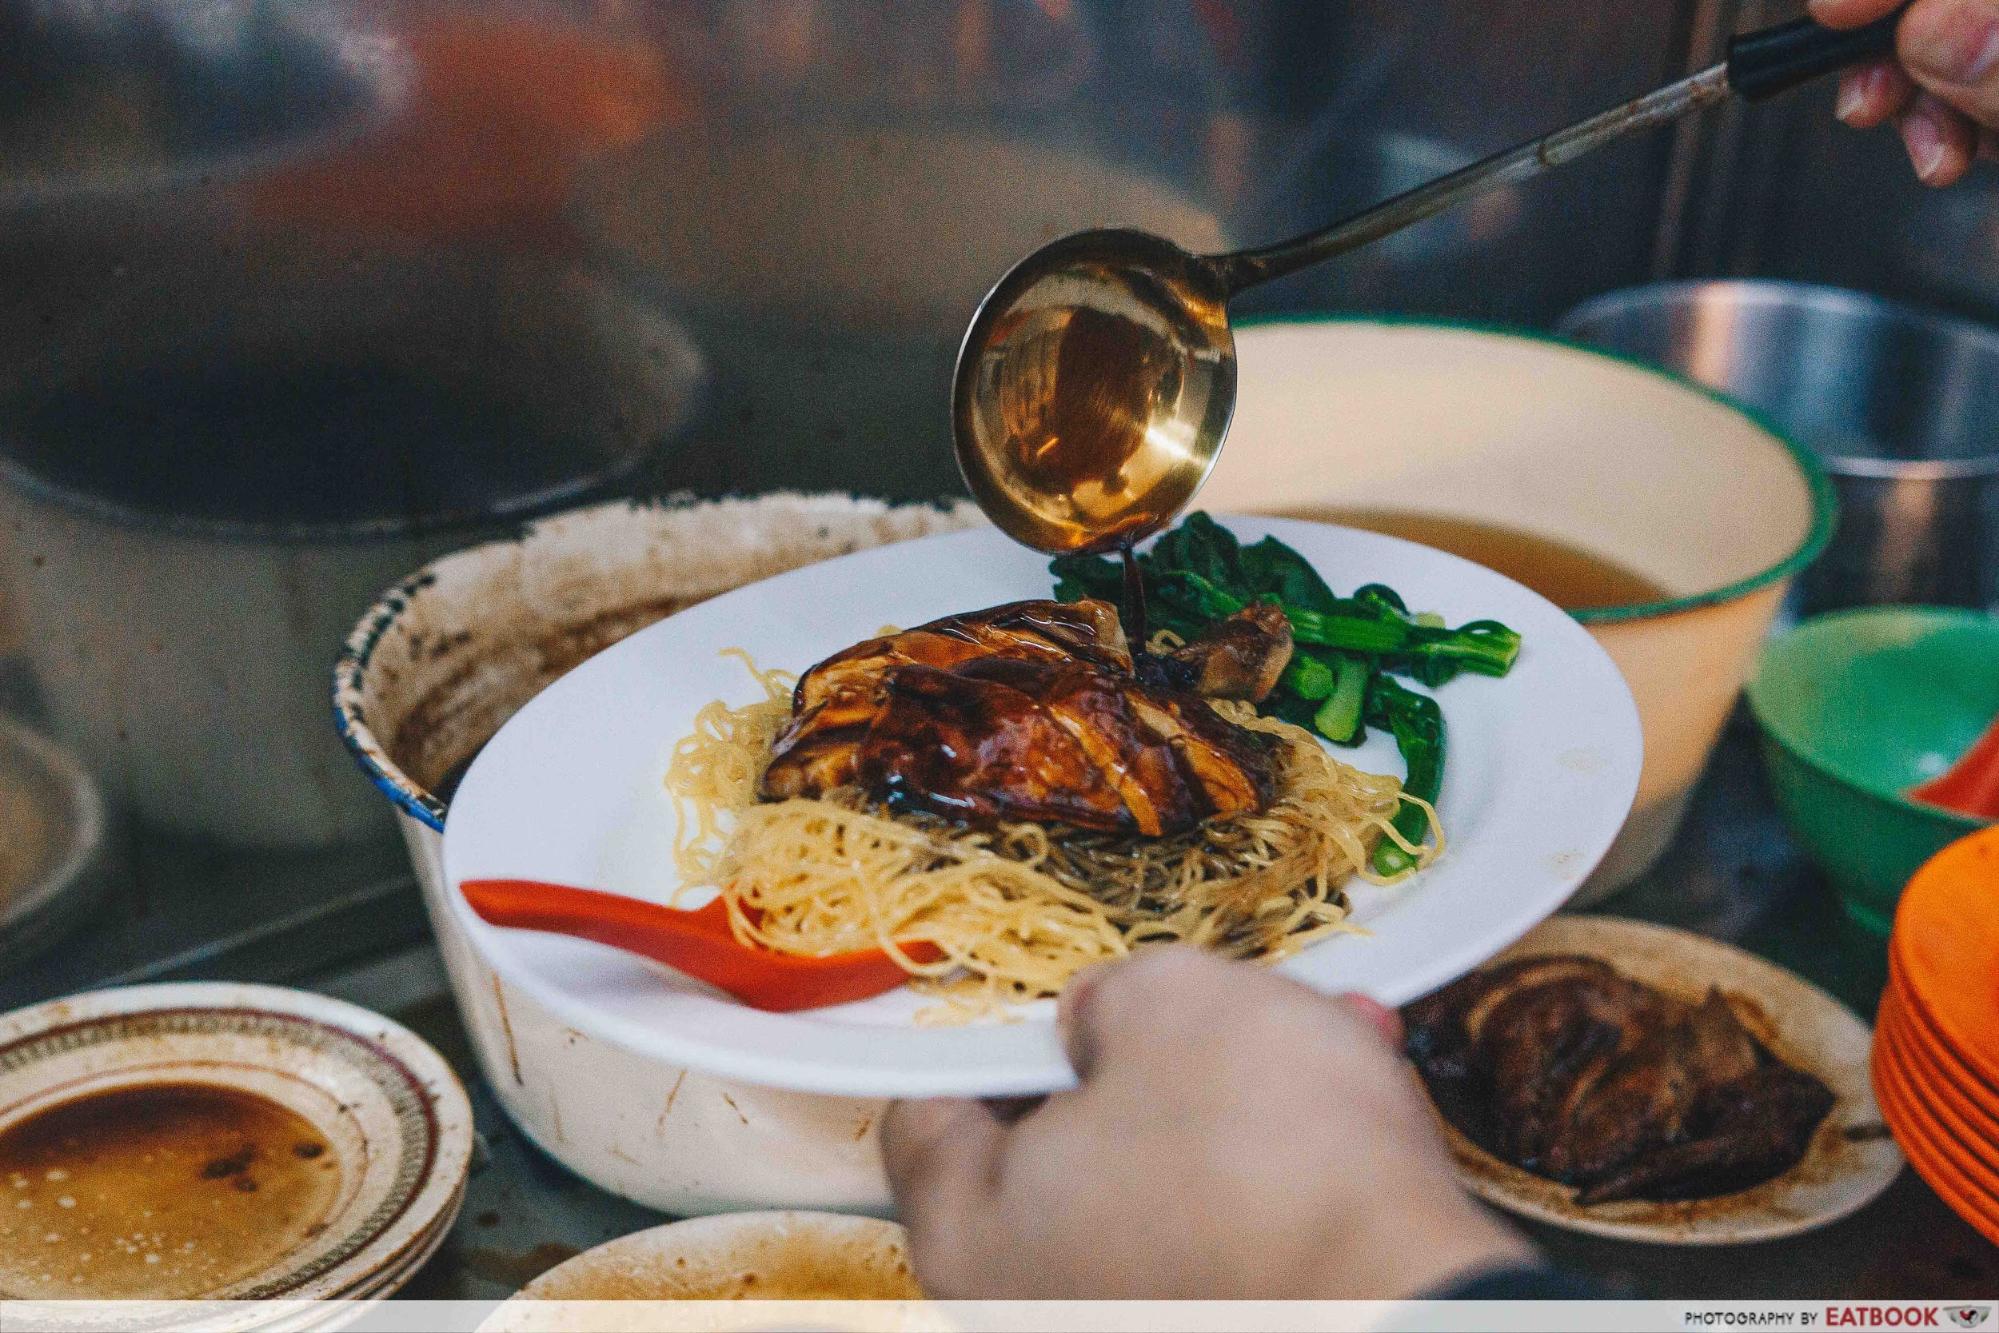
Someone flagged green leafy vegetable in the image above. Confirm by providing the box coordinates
[1311,653,1370,748]
[1048,512,1523,877]
[1281,653,1338,701]
[1146,569,1521,684]
[1364,676,1445,877]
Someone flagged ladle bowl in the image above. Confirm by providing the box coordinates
[952,229,1233,556]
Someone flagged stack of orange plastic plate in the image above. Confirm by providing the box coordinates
[1873,826,1999,1244]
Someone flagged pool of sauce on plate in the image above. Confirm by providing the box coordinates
[0,1083,340,1298]
[1277,508,1672,612]
[533,1231,923,1300]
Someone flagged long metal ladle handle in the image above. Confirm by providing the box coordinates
[1210,9,1909,295]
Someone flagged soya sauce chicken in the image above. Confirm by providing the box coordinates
[1403,956,1834,1204]
[761,598,1293,835]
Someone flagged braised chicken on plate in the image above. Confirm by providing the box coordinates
[761,599,1289,836]
[1403,955,1835,1204]
[659,515,1523,1009]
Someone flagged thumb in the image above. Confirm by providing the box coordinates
[881,1097,1003,1204]
[880,1098,1007,1296]
[1054,946,1219,1079]
[1899,0,1999,124]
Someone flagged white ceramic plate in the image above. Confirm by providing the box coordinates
[1429,915,1904,1244]
[444,518,1641,1098]
[0,982,473,1309]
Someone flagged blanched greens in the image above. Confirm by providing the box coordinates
[1050,512,1522,876]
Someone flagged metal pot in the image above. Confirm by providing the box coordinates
[1558,280,1999,615]
[0,243,702,848]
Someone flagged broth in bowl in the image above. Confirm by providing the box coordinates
[1280,508,1672,612]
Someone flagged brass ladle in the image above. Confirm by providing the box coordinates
[954,11,1907,556]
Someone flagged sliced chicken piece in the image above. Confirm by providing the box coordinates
[794,598,1131,715]
[1481,979,1666,1169]
[1404,955,1640,1158]
[1575,1063,1835,1204]
[760,599,1276,836]
[1544,991,1760,1183]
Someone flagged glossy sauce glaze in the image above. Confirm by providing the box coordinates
[0,1083,340,1298]
[759,600,1276,836]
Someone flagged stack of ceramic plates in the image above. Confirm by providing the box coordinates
[1873,827,1999,1246]
[0,982,474,1331]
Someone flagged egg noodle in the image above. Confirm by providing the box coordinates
[665,649,1439,1009]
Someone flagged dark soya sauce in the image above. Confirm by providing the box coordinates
[0,1083,339,1299]
[1119,544,1148,646]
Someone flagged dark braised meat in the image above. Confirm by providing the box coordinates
[1403,954,1836,1204]
[1138,603,1296,704]
[759,599,1279,836]
[1573,1064,1836,1204]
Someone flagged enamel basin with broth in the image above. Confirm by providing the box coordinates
[1198,319,1832,903]
[334,494,980,1215]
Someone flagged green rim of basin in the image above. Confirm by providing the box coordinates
[1746,606,1999,935]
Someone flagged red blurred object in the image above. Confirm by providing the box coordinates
[249,10,690,241]
[460,878,940,1013]
[1907,716,1999,820]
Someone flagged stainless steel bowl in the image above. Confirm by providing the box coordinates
[1557,280,1999,614]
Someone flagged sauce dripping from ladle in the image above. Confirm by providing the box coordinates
[1119,543,1147,647]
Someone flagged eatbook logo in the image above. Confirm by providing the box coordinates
[1947,1308,1992,1330]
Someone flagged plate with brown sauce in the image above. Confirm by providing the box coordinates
[0,982,472,1312]
[1402,915,1901,1244]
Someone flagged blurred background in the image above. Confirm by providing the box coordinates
[0,0,1987,989]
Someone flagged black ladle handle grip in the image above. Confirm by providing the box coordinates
[1727,7,1910,102]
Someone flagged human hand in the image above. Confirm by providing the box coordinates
[1817,0,1999,185]
[880,947,1533,1300]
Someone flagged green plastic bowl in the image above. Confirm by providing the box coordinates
[1747,607,1999,935]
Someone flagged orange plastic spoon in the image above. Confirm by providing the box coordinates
[461,878,941,1012]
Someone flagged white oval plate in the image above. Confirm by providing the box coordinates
[444,518,1641,1098]
[1428,915,1903,1244]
